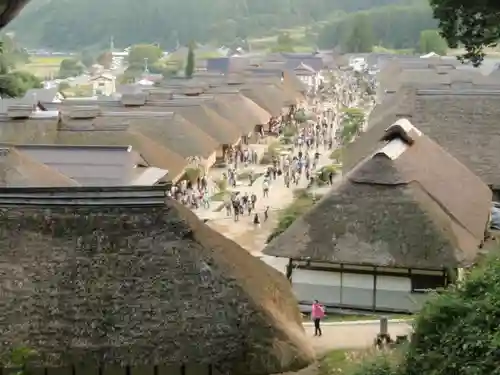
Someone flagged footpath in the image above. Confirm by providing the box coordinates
[193,143,335,256]
[302,320,413,353]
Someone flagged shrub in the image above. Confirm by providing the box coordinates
[267,191,322,243]
[215,178,228,192]
[404,255,500,375]
[283,126,297,138]
[348,351,401,375]
[330,148,343,162]
[184,167,203,182]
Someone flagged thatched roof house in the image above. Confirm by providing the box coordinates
[264,120,491,312]
[0,186,314,374]
[345,87,500,192]
[266,119,490,267]
[0,112,188,182]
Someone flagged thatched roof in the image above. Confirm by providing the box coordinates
[0,147,79,186]
[0,114,188,182]
[345,87,500,188]
[345,87,415,172]
[93,111,219,159]
[265,120,491,269]
[239,86,285,117]
[0,186,314,374]
[143,102,241,145]
[43,99,241,147]
[215,92,271,125]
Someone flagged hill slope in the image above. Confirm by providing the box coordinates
[8,0,425,50]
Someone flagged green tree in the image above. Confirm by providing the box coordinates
[127,44,163,67]
[184,43,195,78]
[97,51,113,69]
[0,42,42,97]
[340,107,365,144]
[342,14,374,53]
[429,0,500,66]
[318,4,436,51]
[419,29,447,55]
[58,58,84,78]
[271,32,295,52]
[404,256,500,375]
[80,50,95,68]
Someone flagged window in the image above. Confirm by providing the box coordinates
[411,273,446,293]
[98,82,105,87]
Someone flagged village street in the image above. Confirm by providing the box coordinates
[303,320,412,353]
[191,74,368,266]
[194,141,337,256]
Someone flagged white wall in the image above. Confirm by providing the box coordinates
[291,267,431,312]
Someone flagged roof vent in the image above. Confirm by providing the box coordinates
[182,87,205,96]
[67,106,100,119]
[7,104,34,119]
[121,92,148,106]
[226,75,244,85]
[381,119,422,145]
[430,63,456,74]
[451,80,473,89]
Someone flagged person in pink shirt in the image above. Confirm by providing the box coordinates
[311,300,325,336]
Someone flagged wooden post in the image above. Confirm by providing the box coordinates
[379,316,388,336]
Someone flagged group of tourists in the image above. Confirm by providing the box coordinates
[167,176,211,209]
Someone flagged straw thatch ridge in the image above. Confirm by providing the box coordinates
[343,87,415,173]
[0,188,314,374]
[264,121,491,269]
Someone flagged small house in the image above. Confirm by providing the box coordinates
[90,72,116,96]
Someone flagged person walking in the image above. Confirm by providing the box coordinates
[311,300,325,336]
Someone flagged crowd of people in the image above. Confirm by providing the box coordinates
[166,105,339,223]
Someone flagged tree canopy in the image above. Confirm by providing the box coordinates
[318,4,437,52]
[0,38,42,97]
[184,43,195,78]
[351,255,500,375]
[271,32,296,53]
[127,44,163,67]
[429,0,500,66]
[7,0,423,50]
[58,58,84,79]
[419,29,447,55]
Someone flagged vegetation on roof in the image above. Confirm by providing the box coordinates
[266,189,322,244]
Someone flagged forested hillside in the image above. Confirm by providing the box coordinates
[318,3,437,51]
[8,0,425,50]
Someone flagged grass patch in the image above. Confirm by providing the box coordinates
[267,190,321,243]
[237,171,264,184]
[17,55,71,78]
[211,191,230,202]
[260,141,282,164]
[319,348,402,375]
[318,350,354,375]
[30,56,69,65]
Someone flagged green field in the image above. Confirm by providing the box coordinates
[17,55,71,78]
